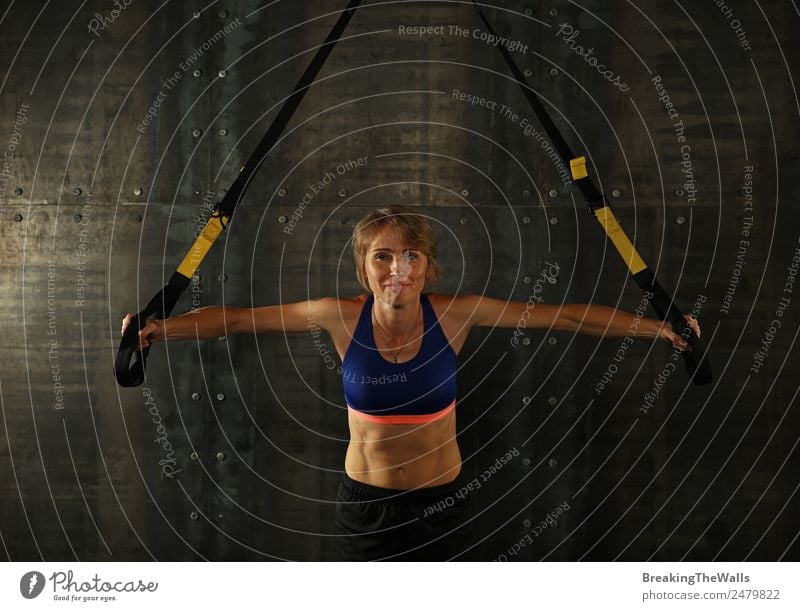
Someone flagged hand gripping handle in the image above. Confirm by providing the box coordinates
[671,316,713,386]
[115,278,185,387]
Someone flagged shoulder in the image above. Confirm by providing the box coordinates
[425,292,480,326]
[313,294,369,320]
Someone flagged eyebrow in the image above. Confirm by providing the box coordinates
[370,247,420,253]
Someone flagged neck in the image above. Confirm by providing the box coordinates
[373,291,423,338]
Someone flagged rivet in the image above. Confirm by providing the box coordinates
[676,216,686,225]
[524,68,533,77]
[548,336,557,345]
[191,392,201,401]
[216,393,226,401]
[524,8,533,16]
[190,452,198,461]
[522,337,531,346]
[675,189,684,197]
[218,9,228,18]
[523,275,532,284]
[549,67,559,76]
[14,187,23,196]
[460,217,468,225]
[218,69,228,78]
[192,69,202,77]
[216,451,226,461]
[192,128,202,137]
[277,188,287,197]
[219,128,228,136]
[548,188,558,198]
[133,214,142,223]
[549,7,559,16]
[522,457,531,467]
[194,190,201,196]
[278,215,287,223]
[461,188,470,197]
[522,215,531,224]
[13,213,23,222]
[72,187,82,196]
[133,187,143,196]
[523,519,531,528]
[73,214,82,223]
[217,513,224,519]
[548,396,557,406]
[523,396,532,405]
[549,216,559,225]
[611,189,622,198]
[218,273,227,282]
[190,511,199,520]
[338,188,348,197]
[548,457,558,468]
[522,189,531,198]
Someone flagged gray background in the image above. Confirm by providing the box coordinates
[0,0,797,561]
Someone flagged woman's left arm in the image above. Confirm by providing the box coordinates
[462,295,700,351]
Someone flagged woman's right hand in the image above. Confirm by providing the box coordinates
[120,313,163,351]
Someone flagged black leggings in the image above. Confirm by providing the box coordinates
[332,473,478,561]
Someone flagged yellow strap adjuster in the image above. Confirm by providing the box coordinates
[176,212,230,279]
[594,206,647,275]
[570,156,588,181]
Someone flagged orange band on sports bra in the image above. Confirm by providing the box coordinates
[347,400,455,424]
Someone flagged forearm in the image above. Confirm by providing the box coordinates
[564,304,664,340]
[156,306,243,343]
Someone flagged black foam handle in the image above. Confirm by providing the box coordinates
[671,316,714,386]
[115,275,188,387]
[115,314,152,387]
[632,269,713,386]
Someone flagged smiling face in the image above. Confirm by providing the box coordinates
[364,226,431,306]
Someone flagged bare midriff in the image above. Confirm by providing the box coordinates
[345,407,462,489]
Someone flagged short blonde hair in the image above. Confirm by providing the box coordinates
[351,206,442,293]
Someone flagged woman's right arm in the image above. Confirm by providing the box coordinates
[121,298,339,350]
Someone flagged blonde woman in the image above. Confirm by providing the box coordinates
[122,205,700,561]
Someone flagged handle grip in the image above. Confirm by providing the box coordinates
[115,314,152,387]
[115,276,186,387]
[671,316,713,386]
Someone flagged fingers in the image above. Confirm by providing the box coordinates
[120,314,154,351]
[120,312,132,336]
[683,314,701,338]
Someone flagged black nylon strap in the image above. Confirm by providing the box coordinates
[472,2,712,385]
[116,1,363,387]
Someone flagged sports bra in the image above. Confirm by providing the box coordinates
[342,292,457,424]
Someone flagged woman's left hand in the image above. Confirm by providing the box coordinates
[660,314,701,352]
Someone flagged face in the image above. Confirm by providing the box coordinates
[364,226,431,306]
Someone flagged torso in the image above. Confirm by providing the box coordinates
[326,293,471,489]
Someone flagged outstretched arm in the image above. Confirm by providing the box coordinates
[461,295,700,350]
[120,297,341,351]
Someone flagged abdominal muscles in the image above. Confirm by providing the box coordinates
[344,409,462,489]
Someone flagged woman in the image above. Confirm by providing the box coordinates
[121,205,700,561]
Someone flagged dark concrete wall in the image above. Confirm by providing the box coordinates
[0,0,798,561]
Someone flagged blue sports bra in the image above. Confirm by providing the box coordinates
[342,292,457,424]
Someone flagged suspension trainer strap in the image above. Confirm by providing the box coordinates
[115,1,363,387]
[473,2,712,385]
